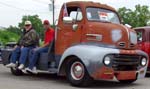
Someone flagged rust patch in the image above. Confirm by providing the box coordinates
[92,66,114,80]
[120,50,137,55]
[115,71,136,80]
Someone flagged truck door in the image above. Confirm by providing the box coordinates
[55,6,84,55]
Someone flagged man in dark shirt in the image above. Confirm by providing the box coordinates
[26,20,54,73]
[6,21,39,70]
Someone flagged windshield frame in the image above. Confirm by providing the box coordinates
[86,7,121,24]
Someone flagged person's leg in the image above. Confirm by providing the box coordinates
[18,46,35,69]
[28,49,34,65]
[10,46,21,63]
[19,47,30,65]
[6,46,21,68]
[28,47,48,70]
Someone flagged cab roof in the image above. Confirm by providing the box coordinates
[66,1,116,12]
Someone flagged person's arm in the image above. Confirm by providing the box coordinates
[42,43,49,48]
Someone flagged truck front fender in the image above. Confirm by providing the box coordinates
[58,45,120,76]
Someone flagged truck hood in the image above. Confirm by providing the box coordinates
[83,22,137,49]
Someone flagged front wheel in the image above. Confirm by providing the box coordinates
[119,79,136,84]
[66,60,92,87]
[10,68,23,76]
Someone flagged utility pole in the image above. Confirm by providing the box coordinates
[50,0,55,26]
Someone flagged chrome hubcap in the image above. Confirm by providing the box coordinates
[71,62,84,80]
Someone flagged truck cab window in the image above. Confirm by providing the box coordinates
[67,7,83,21]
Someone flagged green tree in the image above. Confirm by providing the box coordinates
[118,5,150,27]
[0,30,19,44]
[18,15,44,40]
[6,25,21,35]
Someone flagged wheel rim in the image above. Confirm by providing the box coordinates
[71,61,85,80]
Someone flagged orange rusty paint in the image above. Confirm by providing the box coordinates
[120,50,137,55]
[115,71,136,80]
[55,1,138,55]
[92,66,137,80]
[92,66,114,80]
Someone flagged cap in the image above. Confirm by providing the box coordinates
[25,21,32,25]
[43,20,50,25]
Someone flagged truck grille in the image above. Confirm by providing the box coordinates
[112,54,141,71]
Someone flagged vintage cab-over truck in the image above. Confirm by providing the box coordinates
[2,1,148,87]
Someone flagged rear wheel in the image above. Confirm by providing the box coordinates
[119,79,136,84]
[66,59,92,87]
[10,67,23,76]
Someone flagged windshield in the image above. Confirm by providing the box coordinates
[86,8,120,24]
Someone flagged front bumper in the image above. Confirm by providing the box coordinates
[92,65,147,81]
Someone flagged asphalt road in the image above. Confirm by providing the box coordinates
[0,64,149,89]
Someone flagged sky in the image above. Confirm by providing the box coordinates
[0,0,150,27]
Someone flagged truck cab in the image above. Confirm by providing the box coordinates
[134,26,150,73]
[1,1,148,87]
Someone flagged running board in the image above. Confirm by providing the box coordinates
[22,68,58,74]
[48,68,58,74]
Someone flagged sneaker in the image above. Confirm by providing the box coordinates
[18,64,24,70]
[25,67,38,74]
[5,63,16,68]
[21,69,27,74]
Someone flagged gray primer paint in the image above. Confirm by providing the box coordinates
[58,44,120,75]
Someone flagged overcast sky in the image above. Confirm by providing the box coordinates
[0,0,150,27]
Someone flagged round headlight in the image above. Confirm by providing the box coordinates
[141,58,147,66]
[104,56,111,66]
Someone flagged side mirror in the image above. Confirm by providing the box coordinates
[63,17,73,23]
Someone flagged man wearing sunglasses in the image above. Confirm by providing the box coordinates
[6,21,39,70]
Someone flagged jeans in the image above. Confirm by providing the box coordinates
[28,47,48,70]
[10,46,35,65]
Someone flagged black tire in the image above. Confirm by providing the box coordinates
[10,68,23,76]
[66,59,92,87]
[119,79,136,84]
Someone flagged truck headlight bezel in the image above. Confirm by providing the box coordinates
[140,57,147,66]
[103,56,111,66]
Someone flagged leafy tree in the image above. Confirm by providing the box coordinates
[118,5,150,27]
[6,25,21,35]
[0,30,19,44]
[18,15,44,40]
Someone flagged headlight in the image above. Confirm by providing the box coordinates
[103,56,111,66]
[141,58,147,66]
[111,30,122,42]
